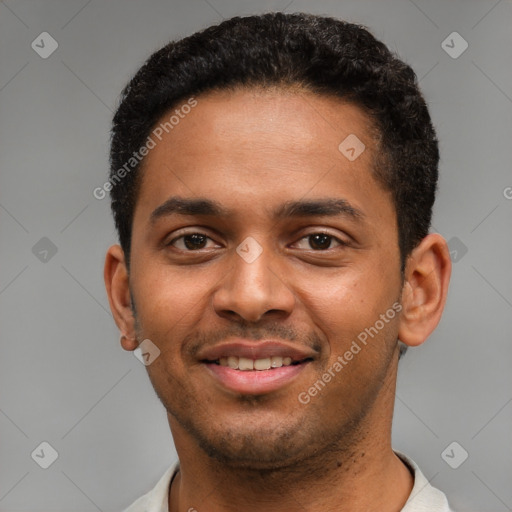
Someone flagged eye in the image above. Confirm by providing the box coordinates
[168,232,219,251]
[293,232,347,251]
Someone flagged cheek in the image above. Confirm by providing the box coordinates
[130,262,213,348]
[299,270,400,406]
[294,265,398,339]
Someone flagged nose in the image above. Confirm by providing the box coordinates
[212,240,296,323]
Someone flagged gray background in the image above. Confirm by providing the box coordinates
[1,0,511,510]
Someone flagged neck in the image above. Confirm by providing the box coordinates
[170,444,412,512]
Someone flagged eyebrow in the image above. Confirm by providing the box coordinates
[149,196,365,224]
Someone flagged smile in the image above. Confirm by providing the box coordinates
[213,355,298,371]
[198,339,316,394]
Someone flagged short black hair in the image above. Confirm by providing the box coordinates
[109,12,439,270]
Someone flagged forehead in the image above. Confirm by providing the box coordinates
[150,87,377,165]
[134,88,392,226]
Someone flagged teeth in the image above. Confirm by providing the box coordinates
[254,358,271,370]
[271,356,283,368]
[238,357,254,371]
[217,356,295,370]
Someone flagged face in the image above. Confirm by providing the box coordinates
[124,88,405,469]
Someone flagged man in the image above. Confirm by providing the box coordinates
[104,12,453,512]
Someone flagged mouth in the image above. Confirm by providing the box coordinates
[198,340,316,395]
[208,355,308,371]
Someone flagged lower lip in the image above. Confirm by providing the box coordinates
[204,362,308,395]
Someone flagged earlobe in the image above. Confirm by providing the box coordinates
[104,245,138,351]
[120,334,138,352]
[398,233,452,347]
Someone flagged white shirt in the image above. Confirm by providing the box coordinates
[123,451,454,512]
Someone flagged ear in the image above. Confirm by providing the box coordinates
[398,233,452,347]
[104,244,138,351]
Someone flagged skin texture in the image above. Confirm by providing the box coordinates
[104,88,451,512]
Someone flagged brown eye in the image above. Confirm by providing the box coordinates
[308,233,333,250]
[168,232,218,251]
[293,232,346,251]
[183,234,208,250]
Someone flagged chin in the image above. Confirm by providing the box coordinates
[185,414,317,470]
[198,435,309,470]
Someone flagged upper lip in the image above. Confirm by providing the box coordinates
[198,339,317,363]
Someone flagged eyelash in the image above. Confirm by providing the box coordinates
[166,231,349,252]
